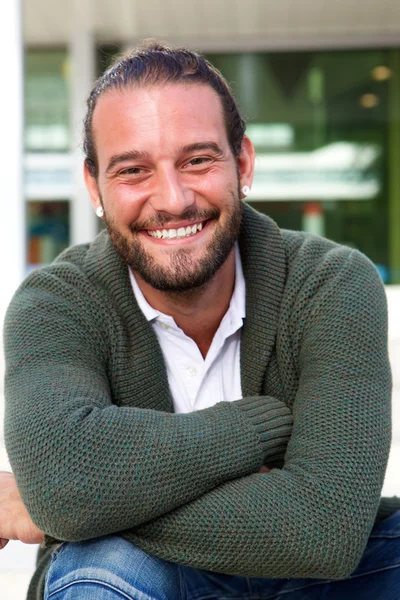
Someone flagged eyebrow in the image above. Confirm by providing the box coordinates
[178,142,224,156]
[106,150,150,174]
[105,142,224,174]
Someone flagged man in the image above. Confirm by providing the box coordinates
[2,41,400,599]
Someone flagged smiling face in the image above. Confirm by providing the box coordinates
[84,83,254,293]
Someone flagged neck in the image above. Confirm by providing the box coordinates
[133,249,236,358]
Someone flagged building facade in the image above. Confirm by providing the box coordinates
[20,0,400,285]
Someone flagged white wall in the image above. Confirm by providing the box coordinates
[384,286,400,496]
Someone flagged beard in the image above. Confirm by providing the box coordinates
[102,188,243,294]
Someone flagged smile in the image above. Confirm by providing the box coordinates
[146,222,204,240]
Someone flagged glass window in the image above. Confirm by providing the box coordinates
[25,49,70,152]
[27,201,70,269]
[25,49,71,269]
[207,50,398,283]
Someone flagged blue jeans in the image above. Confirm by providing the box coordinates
[44,510,400,599]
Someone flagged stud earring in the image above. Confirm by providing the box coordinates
[241,185,250,197]
[96,206,104,218]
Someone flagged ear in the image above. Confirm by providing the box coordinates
[237,135,255,192]
[83,161,101,212]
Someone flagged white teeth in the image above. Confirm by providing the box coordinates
[147,222,205,239]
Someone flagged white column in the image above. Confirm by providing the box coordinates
[69,29,97,246]
[0,0,24,317]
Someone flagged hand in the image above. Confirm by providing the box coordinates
[0,471,44,548]
[259,465,270,474]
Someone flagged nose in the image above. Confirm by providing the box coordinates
[151,166,195,216]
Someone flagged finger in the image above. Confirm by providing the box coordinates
[0,538,9,550]
[259,465,270,473]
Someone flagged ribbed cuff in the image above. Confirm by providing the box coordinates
[235,396,293,462]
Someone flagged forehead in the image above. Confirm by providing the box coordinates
[92,83,228,164]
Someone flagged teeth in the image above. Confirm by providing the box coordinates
[147,222,205,239]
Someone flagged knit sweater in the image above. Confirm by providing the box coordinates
[3,205,398,600]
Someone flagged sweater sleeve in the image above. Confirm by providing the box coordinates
[125,248,392,580]
[3,268,292,542]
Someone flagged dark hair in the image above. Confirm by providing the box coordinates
[83,40,246,178]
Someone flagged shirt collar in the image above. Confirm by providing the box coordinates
[129,241,246,323]
[129,268,160,322]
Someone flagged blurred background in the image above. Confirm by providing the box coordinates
[0,0,399,597]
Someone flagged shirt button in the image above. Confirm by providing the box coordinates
[186,366,197,377]
[158,321,169,330]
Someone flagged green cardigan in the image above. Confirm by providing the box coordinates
[3,205,398,599]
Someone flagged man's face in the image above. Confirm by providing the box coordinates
[87,83,252,292]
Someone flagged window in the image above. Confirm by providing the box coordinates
[208,50,399,283]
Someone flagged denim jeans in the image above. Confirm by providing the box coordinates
[44,510,400,599]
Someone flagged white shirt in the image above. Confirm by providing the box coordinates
[129,243,245,414]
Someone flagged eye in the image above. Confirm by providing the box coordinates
[119,167,144,176]
[184,156,212,169]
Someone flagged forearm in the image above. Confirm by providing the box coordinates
[5,372,292,541]
[127,459,384,580]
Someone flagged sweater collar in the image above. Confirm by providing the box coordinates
[84,203,286,401]
[84,229,174,412]
[238,204,287,396]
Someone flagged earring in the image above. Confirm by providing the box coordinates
[241,185,250,197]
[96,206,104,218]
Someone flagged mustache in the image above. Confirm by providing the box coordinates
[130,207,220,232]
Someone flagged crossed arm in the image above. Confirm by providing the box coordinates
[0,466,270,550]
[1,248,392,579]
